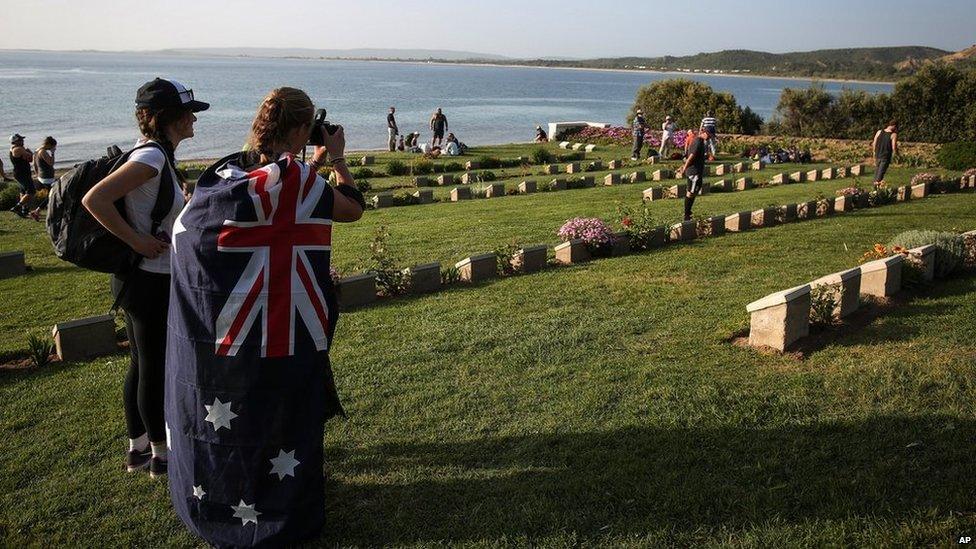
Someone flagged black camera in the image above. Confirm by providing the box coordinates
[308,108,339,146]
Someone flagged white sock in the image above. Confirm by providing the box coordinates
[151,442,168,461]
[129,433,149,452]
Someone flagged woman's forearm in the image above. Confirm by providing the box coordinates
[83,194,141,247]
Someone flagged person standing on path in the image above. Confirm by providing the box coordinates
[631,109,647,161]
[872,120,898,186]
[34,136,57,188]
[387,106,398,152]
[430,108,448,147]
[659,115,676,159]
[700,110,718,160]
[677,129,709,221]
[7,134,41,220]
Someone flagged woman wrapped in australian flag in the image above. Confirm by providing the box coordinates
[164,87,365,548]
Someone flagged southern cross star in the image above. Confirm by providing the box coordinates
[231,500,261,526]
[269,449,300,480]
[204,398,238,431]
[192,485,206,500]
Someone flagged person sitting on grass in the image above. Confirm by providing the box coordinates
[676,128,709,222]
[535,125,548,142]
[444,133,462,156]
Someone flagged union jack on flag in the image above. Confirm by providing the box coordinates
[213,156,333,358]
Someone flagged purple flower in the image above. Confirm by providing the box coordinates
[557,217,614,248]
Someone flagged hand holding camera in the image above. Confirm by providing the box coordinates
[309,108,345,165]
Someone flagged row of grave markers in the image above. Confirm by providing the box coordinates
[28,173,976,363]
[372,159,872,209]
[748,228,976,352]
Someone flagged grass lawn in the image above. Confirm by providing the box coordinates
[1,142,975,546]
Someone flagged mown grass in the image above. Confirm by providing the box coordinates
[1,143,975,546]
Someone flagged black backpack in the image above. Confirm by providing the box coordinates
[46,142,176,275]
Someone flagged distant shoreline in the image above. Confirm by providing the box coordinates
[1,48,897,86]
[356,58,897,86]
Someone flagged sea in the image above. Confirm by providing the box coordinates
[0,50,894,167]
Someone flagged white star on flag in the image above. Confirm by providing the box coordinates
[193,485,206,500]
[269,449,300,480]
[204,398,238,431]
[165,423,172,447]
[231,500,261,526]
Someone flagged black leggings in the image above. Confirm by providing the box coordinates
[112,270,170,442]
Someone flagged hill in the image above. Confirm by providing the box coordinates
[507,46,952,81]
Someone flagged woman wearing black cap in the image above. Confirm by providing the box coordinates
[82,78,208,478]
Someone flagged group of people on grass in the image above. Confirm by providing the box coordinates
[5,133,58,221]
[386,106,468,157]
[630,110,718,162]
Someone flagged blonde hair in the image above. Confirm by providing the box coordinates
[247,87,315,161]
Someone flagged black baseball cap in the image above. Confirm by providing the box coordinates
[9,133,25,144]
[135,78,209,112]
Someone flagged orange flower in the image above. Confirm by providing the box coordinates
[873,244,886,254]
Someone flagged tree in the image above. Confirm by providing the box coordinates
[628,79,762,135]
[771,84,840,137]
[892,63,976,143]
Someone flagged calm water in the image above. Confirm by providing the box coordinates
[0,51,893,166]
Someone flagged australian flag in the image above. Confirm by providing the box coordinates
[165,153,344,548]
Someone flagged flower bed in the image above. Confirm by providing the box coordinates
[557,217,614,252]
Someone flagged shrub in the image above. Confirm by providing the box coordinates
[475,171,497,183]
[557,152,584,162]
[868,185,897,207]
[532,148,556,164]
[0,184,19,210]
[356,179,372,193]
[444,162,463,172]
[493,240,520,276]
[887,230,967,278]
[361,226,409,296]
[440,265,461,285]
[386,160,408,176]
[478,156,502,169]
[26,333,54,367]
[557,217,613,251]
[411,159,434,175]
[809,284,839,328]
[617,203,662,250]
[352,167,374,179]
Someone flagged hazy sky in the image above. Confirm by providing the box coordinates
[0,0,973,58]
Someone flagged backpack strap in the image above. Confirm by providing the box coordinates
[107,141,179,314]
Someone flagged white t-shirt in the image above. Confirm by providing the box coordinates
[124,140,185,274]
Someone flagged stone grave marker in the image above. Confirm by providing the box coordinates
[412,189,433,204]
[860,255,904,298]
[337,273,376,309]
[630,171,646,183]
[811,268,861,319]
[643,187,663,201]
[735,177,753,191]
[789,171,806,183]
[437,174,454,186]
[52,315,117,362]
[669,220,696,242]
[550,178,568,191]
[518,180,537,194]
[465,161,480,170]
[604,173,620,186]
[554,239,590,264]
[455,253,496,282]
[908,244,936,281]
[372,192,395,208]
[566,162,581,174]
[806,169,820,182]
[451,187,472,201]
[484,183,505,198]
[751,160,765,171]
[405,262,441,294]
[725,211,751,232]
[513,245,548,273]
[0,251,27,279]
[360,156,375,166]
[747,285,811,351]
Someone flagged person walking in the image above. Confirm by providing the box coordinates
[386,106,398,152]
[631,109,647,161]
[34,136,57,189]
[430,107,448,147]
[82,77,208,479]
[872,120,898,186]
[535,125,548,142]
[677,128,709,221]
[7,134,41,220]
[659,115,676,159]
[700,110,718,160]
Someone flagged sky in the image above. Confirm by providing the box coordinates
[0,0,973,58]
